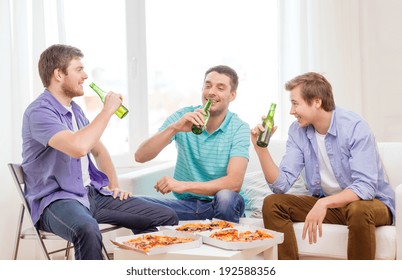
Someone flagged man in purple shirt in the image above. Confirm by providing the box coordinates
[251,72,395,259]
[22,44,178,260]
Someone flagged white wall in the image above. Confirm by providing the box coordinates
[0,0,402,259]
[360,0,402,142]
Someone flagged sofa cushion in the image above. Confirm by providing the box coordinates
[241,170,309,218]
[240,218,396,259]
[294,223,396,260]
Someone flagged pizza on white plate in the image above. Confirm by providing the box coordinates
[123,234,193,252]
[209,229,274,242]
[175,220,234,232]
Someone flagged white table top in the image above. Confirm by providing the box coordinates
[114,242,273,260]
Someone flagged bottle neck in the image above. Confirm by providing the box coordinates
[268,104,276,117]
[204,99,212,112]
[90,82,105,101]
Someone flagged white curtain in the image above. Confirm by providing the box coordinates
[0,0,30,260]
[278,0,363,138]
[0,0,64,259]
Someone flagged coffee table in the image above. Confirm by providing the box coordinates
[114,242,278,260]
[113,228,282,260]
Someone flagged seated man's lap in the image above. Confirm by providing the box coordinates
[214,189,245,223]
[93,194,178,232]
[38,199,100,241]
[140,189,244,222]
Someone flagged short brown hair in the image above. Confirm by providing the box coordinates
[204,65,239,91]
[285,72,335,111]
[38,44,84,87]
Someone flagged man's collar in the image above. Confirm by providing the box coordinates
[43,89,77,116]
[216,111,233,133]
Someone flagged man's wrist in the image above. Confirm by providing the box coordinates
[167,123,180,135]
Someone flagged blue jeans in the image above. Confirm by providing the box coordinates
[141,189,245,223]
[37,186,178,260]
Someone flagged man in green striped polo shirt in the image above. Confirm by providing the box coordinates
[135,65,250,223]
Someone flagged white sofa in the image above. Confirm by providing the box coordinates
[118,140,402,260]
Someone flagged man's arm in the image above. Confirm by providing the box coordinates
[135,109,207,163]
[134,126,177,163]
[154,156,248,196]
[91,141,119,189]
[250,125,279,183]
[48,92,122,158]
[91,140,131,200]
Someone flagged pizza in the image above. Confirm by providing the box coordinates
[123,234,194,252]
[209,229,274,242]
[175,220,234,232]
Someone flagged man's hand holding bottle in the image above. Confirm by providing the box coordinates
[103,92,123,117]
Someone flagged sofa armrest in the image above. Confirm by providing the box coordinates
[395,183,402,259]
[118,161,175,198]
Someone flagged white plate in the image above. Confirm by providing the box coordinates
[112,230,202,255]
[197,225,284,250]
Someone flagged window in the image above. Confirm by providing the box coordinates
[61,0,278,166]
[63,0,129,158]
[146,0,279,133]
[145,0,278,160]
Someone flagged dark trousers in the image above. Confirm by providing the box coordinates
[38,186,178,260]
[262,194,392,260]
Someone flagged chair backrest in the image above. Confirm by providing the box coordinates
[8,163,31,212]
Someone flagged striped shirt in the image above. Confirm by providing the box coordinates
[159,106,250,200]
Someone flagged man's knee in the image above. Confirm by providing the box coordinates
[345,200,374,225]
[73,219,102,241]
[215,189,244,211]
[215,189,240,202]
[163,207,179,225]
[263,193,286,212]
[214,189,244,222]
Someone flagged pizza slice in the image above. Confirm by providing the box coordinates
[210,229,274,242]
[123,234,194,252]
[175,220,234,232]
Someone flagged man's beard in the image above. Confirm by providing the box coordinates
[62,82,83,98]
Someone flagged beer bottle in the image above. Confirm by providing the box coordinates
[89,82,129,119]
[192,99,212,135]
[257,103,276,147]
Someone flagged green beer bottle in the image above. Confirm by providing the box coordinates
[257,103,276,147]
[89,82,129,119]
[192,99,212,135]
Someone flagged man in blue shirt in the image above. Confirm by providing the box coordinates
[251,72,395,259]
[22,44,178,260]
[135,65,250,223]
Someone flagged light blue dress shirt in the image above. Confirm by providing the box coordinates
[271,106,395,221]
